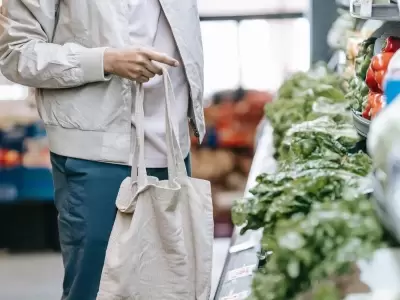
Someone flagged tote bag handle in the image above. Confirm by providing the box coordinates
[131,67,187,187]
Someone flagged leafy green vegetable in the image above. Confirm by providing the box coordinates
[307,97,352,124]
[346,77,369,113]
[233,61,382,300]
[232,166,366,234]
[266,97,313,152]
[250,195,385,300]
[278,117,359,161]
[277,63,344,99]
[280,151,372,177]
[265,66,347,154]
[355,41,375,80]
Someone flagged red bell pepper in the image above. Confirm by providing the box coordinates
[382,36,400,53]
[362,36,396,119]
[370,93,384,119]
[363,92,384,120]
[365,52,394,92]
[365,66,380,93]
[362,102,371,120]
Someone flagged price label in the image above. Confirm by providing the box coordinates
[225,265,256,282]
[221,291,251,300]
[359,0,373,17]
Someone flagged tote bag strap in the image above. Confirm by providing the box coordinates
[131,67,187,187]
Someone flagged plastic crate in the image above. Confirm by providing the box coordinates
[0,167,22,202]
[19,167,53,201]
[0,167,53,202]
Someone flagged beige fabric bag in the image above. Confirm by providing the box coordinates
[97,69,214,300]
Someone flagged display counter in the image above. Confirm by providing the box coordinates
[214,121,276,299]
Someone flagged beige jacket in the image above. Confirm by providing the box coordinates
[0,0,205,164]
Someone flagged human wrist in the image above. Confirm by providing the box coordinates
[103,48,119,74]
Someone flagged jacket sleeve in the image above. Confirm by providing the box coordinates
[0,0,110,88]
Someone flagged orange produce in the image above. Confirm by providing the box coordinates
[3,149,21,168]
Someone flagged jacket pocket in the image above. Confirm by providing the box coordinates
[38,79,129,131]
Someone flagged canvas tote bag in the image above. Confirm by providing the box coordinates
[97,69,214,300]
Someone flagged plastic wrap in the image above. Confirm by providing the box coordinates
[279,117,359,161]
[308,97,352,123]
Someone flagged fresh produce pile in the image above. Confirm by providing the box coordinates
[191,89,272,190]
[278,117,359,162]
[231,64,393,300]
[251,194,384,300]
[347,37,374,115]
[198,89,273,149]
[265,64,348,154]
[350,36,400,120]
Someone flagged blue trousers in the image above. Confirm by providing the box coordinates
[50,153,191,300]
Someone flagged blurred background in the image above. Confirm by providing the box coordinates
[0,0,361,299]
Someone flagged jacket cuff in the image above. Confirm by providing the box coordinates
[78,47,111,83]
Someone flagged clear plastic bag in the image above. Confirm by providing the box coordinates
[279,116,359,161]
[308,97,352,123]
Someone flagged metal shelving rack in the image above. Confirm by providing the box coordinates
[351,2,400,21]
[336,0,350,8]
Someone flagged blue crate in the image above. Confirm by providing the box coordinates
[0,120,53,203]
[19,168,54,201]
[0,167,23,202]
[0,167,53,202]
[0,125,27,152]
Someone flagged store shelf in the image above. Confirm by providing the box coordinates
[336,0,350,8]
[214,121,277,300]
[351,2,400,21]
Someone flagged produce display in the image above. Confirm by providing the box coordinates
[0,148,22,168]
[350,36,400,120]
[343,19,383,78]
[278,117,358,162]
[233,160,371,234]
[231,64,396,299]
[192,89,272,189]
[264,64,347,155]
[252,194,385,300]
[0,101,52,202]
[193,89,273,149]
[191,89,272,238]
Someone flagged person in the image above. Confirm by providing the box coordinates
[0,1,205,299]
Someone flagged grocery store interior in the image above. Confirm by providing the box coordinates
[2,0,400,299]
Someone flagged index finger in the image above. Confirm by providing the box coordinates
[142,50,179,67]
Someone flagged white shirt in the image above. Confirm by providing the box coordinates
[129,0,190,168]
